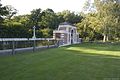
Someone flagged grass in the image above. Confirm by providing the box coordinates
[0,42,120,80]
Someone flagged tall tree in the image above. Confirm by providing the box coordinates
[40,8,59,29]
[82,0,96,13]
[29,8,42,27]
[95,0,120,42]
[57,10,83,24]
[5,5,17,20]
[76,13,102,41]
[0,0,9,23]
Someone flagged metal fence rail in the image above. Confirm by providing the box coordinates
[0,38,59,55]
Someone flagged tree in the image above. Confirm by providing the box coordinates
[56,10,83,24]
[29,8,42,27]
[80,0,120,42]
[95,0,120,42]
[5,5,17,20]
[13,15,30,26]
[76,13,102,41]
[0,23,29,38]
[82,0,96,13]
[39,8,59,29]
[41,28,51,38]
[0,0,9,23]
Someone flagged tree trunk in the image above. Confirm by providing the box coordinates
[103,34,106,42]
[106,35,109,42]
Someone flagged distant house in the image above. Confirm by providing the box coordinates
[53,22,81,46]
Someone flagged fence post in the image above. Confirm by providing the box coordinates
[47,39,49,48]
[2,40,4,50]
[57,40,59,47]
[12,40,15,55]
[33,39,36,52]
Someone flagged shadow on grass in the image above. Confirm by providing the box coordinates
[60,46,120,79]
[0,43,120,80]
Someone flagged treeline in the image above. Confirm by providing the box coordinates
[0,6,83,38]
[77,0,120,42]
[0,0,120,42]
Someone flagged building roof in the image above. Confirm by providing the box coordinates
[59,22,76,28]
[59,22,73,25]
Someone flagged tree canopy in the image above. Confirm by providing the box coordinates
[76,0,120,42]
[0,0,120,42]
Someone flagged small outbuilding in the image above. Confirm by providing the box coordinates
[53,22,81,46]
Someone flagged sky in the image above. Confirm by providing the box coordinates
[1,0,87,15]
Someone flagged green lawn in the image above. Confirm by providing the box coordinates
[0,43,120,80]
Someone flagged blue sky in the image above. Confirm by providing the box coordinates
[2,0,87,15]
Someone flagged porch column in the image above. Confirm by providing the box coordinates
[67,27,69,44]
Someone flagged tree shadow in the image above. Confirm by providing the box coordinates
[62,47,120,79]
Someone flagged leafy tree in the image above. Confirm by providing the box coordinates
[78,0,120,42]
[0,23,29,38]
[0,0,9,23]
[82,0,96,13]
[76,13,101,41]
[29,8,42,27]
[41,28,51,38]
[57,10,83,24]
[95,0,120,42]
[5,5,17,20]
[39,8,59,29]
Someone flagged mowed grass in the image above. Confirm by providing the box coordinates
[0,43,120,80]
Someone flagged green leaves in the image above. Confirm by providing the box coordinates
[76,0,120,41]
[29,8,42,26]
[56,10,83,24]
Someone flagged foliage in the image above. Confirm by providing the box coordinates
[0,0,120,42]
[29,8,42,27]
[0,1,9,23]
[82,0,96,13]
[5,5,17,19]
[0,6,83,38]
[76,0,120,42]
[0,23,29,38]
[76,13,102,41]
[56,10,83,24]
[95,0,120,41]
[41,28,52,38]
[39,8,59,29]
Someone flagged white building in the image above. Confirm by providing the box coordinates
[53,22,81,46]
